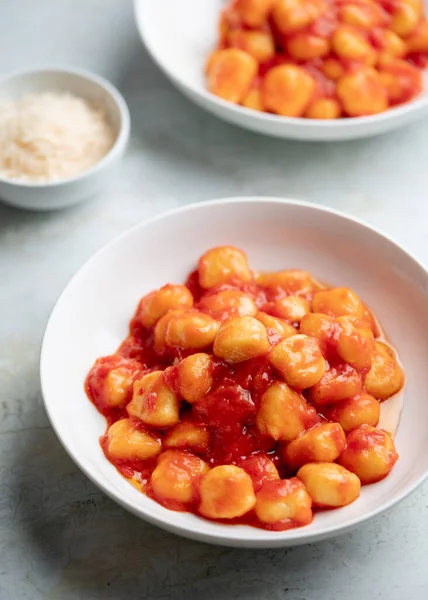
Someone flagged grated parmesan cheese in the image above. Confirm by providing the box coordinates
[0,92,115,182]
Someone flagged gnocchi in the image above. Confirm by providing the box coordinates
[198,245,252,289]
[324,392,380,432]
[269,295,311,323]
[165,311,220,350]
[283,422,347,470]
[175,352,214,403]
[138,284,193,328]
[364,342,404,400]
[256,381,320,441]
[206,0,428,118]
[255,269,315,296]
[198,465,256,519]
[269,334,326,389]
[127,371,180,428]
[255,478,313,529]
[308,364,362,405]
[338,425,399,483]
[106,418,161,461]
[213,316,270,362]
[297,463,361,507]
[163,420,210,454]
[199,289,257,321]
[86,246,404,532]
[151,450,208,508]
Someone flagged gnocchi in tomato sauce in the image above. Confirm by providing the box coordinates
[85,246,404,531]
[205,0,428,118]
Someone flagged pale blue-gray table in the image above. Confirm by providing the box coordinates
[1,1,427,598]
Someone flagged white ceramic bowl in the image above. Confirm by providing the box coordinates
[0,68,130,211]
[41,197,428,548]
[135,0,428,141]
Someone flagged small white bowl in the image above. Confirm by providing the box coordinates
[135,0,428,141]
[41,197,428,548]
[0,68,130,211]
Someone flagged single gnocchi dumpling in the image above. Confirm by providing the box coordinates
[104,369,136,407]
[364,341,404,400]
[305,97,342,120]
[85,356,143,412]
[331,25,377,64]
[137,284,194,329]
[283,422,347,471]
[198,245,252,289]
[106,418,161,461]
[299,312,336,355]
[321,57,345,81]
[262,64,316,117]
[337,68,388,117]
[390,2,419,36]
[165,311,220,350]
[154,309,190,354]
[238,453,280,492]
[255,312,297,344]
[336,316,374,372]
[312,287,364,318]
[269,296,311,323]
[307,364,362,405]
[163,420,210,454]
[228,29,276,63]
[297,462,361,507]
[272,0,326,35]
[255,269,315,296]
[199,289,257,321]
[286,32,330,61]
[256,381,320,441]
[176,353,214,403]
[255,478,313,530]
[406,20,428,53]
[242,85,264,111]
[213,316,270,362]
[324,392,380,433]
[198,465,256,519]
[403,0,424,18]
[235,0,275,27]
[340,3,387,29]
[151,450,209,507]
[338,425,399,484]
[268,334,326,389]
[378,59,422,106]
[373,29,406,63]
[207,49,258,104]
[127,371,180,428]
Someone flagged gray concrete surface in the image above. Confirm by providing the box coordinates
[1,1,427,598]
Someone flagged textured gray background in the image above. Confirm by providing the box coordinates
[1,1,428,598]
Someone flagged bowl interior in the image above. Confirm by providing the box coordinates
[0,69,122,140]
[135,0,428,140]
[41,198,428,547]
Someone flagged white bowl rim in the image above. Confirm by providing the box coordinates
[0,66,130,188]
[134,0,428,132]
[40,196,428,545]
